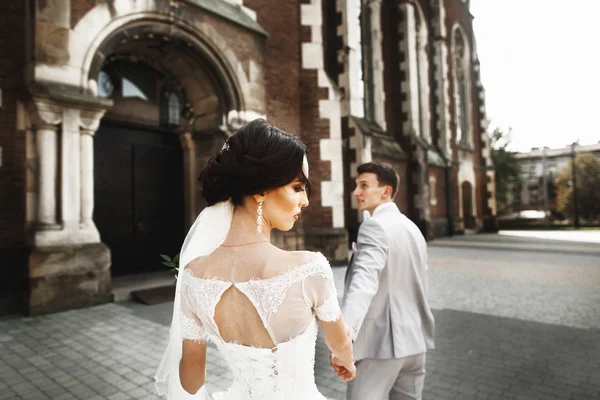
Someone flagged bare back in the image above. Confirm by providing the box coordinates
[181,245,339,349]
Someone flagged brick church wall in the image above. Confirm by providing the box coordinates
[244,0,301,135]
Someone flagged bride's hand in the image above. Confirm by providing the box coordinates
[330,353,356,381]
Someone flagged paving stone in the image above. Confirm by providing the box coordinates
[1,234,599,399]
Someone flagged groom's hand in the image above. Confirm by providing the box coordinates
[329,353,356,381]
[329,352,341,373]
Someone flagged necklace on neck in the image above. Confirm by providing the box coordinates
[220,240,269,248]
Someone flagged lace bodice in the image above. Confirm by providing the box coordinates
[179,252,341,400]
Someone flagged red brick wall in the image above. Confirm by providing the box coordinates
[188,5,266,83]
[244,0,301,135]
[429,166,447,218]
[451,164,460,219]
[475,167,487,219]
[299,68,332,229]
[0,2,26,250]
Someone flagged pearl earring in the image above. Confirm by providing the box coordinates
[256,201,264,235]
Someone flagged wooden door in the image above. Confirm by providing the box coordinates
[94,123,184,276]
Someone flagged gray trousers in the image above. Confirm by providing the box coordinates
[346,353,426,400]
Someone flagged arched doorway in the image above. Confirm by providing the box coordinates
[87,21,247,276]
[94,59,185,275]
[462,181,475,229]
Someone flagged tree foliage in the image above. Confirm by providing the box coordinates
[556,153,600,221]
[489,128,521,215]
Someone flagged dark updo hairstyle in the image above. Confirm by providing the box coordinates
[199,118,311,206]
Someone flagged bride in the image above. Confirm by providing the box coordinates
[155,119,355,399]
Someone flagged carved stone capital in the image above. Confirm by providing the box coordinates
[29,98,62,128]
[366,0,383,9]
[80,108,108,133]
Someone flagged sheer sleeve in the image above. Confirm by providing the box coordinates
[302,260,342,322]
[180,278,209,343]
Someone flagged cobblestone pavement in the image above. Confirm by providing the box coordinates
[1,233,599,400]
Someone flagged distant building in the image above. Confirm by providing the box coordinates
[509,143,600,212]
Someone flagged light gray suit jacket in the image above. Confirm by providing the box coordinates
[342,202,435,361]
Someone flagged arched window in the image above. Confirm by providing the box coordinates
[398,3,431,142]
[414,6,430,142]
[322,0,338,82]
[96,58,185,129]
[429,175,438,206]
[452,27,471,146]
[162,92,182,127]
[96,59,159,103]
[97,70,114,98]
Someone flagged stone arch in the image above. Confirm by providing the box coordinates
[450,23,474,147]
[66,3,262,125]
[87,21,242,130]
[83,19,246,122]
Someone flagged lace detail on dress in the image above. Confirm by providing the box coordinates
[177,253,333,400]
[314,294,342,322]
[181,312,209,343]
[181,268,232,338]
[235,253,331,327]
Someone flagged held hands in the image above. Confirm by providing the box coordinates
[330,323,355,381]
[329,353,356,381]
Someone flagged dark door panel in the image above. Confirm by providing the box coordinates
[94,140,134,276]
[94,123,184,276]
[133,144,184,272]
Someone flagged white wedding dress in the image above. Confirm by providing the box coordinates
[178,252,341,400]
[155,201,343,399]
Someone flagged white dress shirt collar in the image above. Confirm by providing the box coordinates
[372,201,397,217]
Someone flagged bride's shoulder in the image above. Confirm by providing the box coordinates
[274,250,330,274]
[271,250,331,276]
[182,255,210,277]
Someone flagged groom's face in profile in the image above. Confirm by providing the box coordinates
[353,172,391,215]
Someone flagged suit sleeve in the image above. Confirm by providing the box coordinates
[341,218,388,340]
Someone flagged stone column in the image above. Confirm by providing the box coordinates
[399,2,420,137]
[179,132,197,229]
[31,101,62,230]
[80,129,95,227]
[79,108,107,242]
[367,0,386,130]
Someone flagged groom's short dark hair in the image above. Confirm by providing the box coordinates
[357,162,400,198]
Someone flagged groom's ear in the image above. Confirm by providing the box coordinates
[383,185,393,199]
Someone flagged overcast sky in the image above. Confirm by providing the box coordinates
[470,0,600,152]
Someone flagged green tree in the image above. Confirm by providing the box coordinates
[489,128,521,215]
[556,153,600,222]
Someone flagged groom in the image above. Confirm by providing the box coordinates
[339,162,435,400]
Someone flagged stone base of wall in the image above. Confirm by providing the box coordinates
[430,217,450,238]
[27,243,113,316]
[454,218,465,234]
[304,228,349,264]
[271,229,306,252]
[482,215,499,233]
[272,228,349,264]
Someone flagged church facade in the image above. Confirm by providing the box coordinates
[0,0,496,315]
